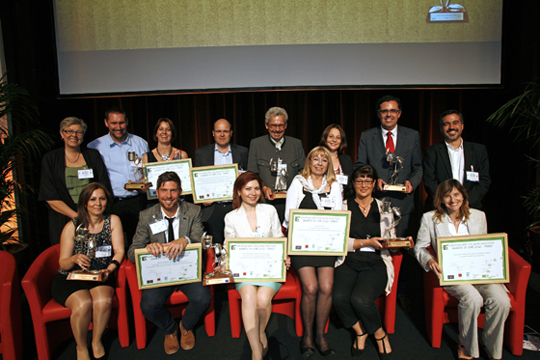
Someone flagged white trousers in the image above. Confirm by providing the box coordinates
[444,283,511,359]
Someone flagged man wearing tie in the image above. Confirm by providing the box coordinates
[354,95,423,237]
[128,172,210,355]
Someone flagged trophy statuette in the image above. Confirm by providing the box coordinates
[269,157,288,199]
[383,151,407,192]
[68,226,103,281]
[380,199,413,249]
[203,243,234,286]
[124,151,153,190]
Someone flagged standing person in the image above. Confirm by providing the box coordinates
[194,118,248,244]
[51,183,124,360]
[319,124,353,195]
[224,172,290,360]
[88,107,149,245]
[423,110,490,211]
[39,117,112,244]
[247,107,306,222]
[142,117,187,164]
[283,146,342,357]
[128,172,210,355]
[333,165,413,359]
[415,179,510,360]
[354,95,422,237]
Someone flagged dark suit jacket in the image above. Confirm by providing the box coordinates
[127,202,204,263]
[39,147,112,244]
[423,141,490,210]
[193,143,249,170]
[354,126,423,215]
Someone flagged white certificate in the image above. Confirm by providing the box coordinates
[226,238,286,282]
[144,158,193,199]
[437,233,509,286]
[287,209,350,256]
[134,244,202,289]
[191,164,238,204]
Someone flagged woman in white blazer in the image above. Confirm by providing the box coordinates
[415,179,510,360]
[224,172,289,360]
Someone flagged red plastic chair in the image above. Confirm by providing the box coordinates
[228,267,303,337]
[123,247,216,349]
[0,251,23,360]
[423,247,531,356]
[21,244,130,360]
[375,250,403,334]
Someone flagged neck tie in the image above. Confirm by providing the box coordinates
[166,217,175,243]
[386,132,395,153]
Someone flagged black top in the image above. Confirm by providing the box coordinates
[146,150,158,163]
[348,198,381,239]
[299,189,331,210]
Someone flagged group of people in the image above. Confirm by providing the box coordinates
[39,95,509,360]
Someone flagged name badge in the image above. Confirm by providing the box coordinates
[466,171,479,182]
[95,245,112,258]
[320,197,336,208]
[336,175,348,185]
[149,219,167,235]
[78,169,94,179]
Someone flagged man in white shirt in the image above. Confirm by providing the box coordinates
[423,110,491,210]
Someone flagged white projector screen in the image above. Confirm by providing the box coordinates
[53,0,503,96]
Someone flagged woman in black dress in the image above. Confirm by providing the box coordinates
[283,146,343,357]
[332,165,413,359]
[51,183,124,360]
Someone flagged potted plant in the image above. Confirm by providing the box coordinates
[0,75,53,259]
[487,81,540,269]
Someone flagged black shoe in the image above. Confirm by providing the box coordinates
[375,333,392,360]
[315,340,335,357]
[300,341,315,358]
[352,332,367,358]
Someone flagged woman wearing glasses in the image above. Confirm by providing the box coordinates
[283,146,342,357]
[333,165,412,359]
[40,117,112,244]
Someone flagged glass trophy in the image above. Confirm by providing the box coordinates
[383,150,407,192]
[269,157,288,199]
[203,243,233,286]
[68,226,103,281]
[380,198,412,249]
[124,151,152,190]
[427,0,468,23]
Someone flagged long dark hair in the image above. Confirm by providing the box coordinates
[433,179,470,223]
[232,172,265,209]
[77,182,112,227]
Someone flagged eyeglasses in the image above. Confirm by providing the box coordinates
[268,124,286,129]
[354,179,373,185]
[62,129,84,136]
[311,158,328,164]
[378,109,400,115]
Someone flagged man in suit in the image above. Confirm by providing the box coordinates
[193,118,248,244]
[128,172,210,355]
[423,110,490,210]
[354,95,423,237]
[247,107,306,222]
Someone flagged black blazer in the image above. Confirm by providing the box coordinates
[193,143,249,170]
[423,141,490,210]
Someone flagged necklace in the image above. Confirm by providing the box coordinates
[156,147,172,161]
[355,198,372,214]
[65,151,81,164]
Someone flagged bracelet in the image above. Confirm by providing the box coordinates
[109,259,121,270]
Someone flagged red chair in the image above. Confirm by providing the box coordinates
[123,247,216,349]
[228,267,303,337]
[423,247,531,356]
[21,244,130,360]
[0,251,23,360]
[375,250,403,334]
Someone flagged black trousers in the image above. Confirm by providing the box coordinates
[332,252,387,334]
[140,282,211,335]
[113,194,147,247]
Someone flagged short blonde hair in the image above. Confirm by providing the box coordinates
[60,117,87,134]
[301,146,336,185]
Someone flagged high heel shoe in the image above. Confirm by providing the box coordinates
[315,339,335,357]
[375,333,392,360]
[299,340,315,359]
[351,332,367,358]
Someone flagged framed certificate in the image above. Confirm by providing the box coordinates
[226,238,287,282]
[287,209,351,256]
[191,164,238,204]
[134,244,202,289]
[437,233,509,286]
[144,158,193,199]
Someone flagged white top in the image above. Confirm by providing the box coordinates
[445,139,464,184]
[381,125,398,149]
[224,203,283,239]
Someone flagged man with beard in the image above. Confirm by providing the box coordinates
[423,110,491,210]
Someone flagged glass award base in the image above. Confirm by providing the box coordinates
[67,270,103,281]
[382,238,412,250]
[124,182,152,190]
[273,191,287,199]
[203,270,233,286]
[383,184,407,192]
